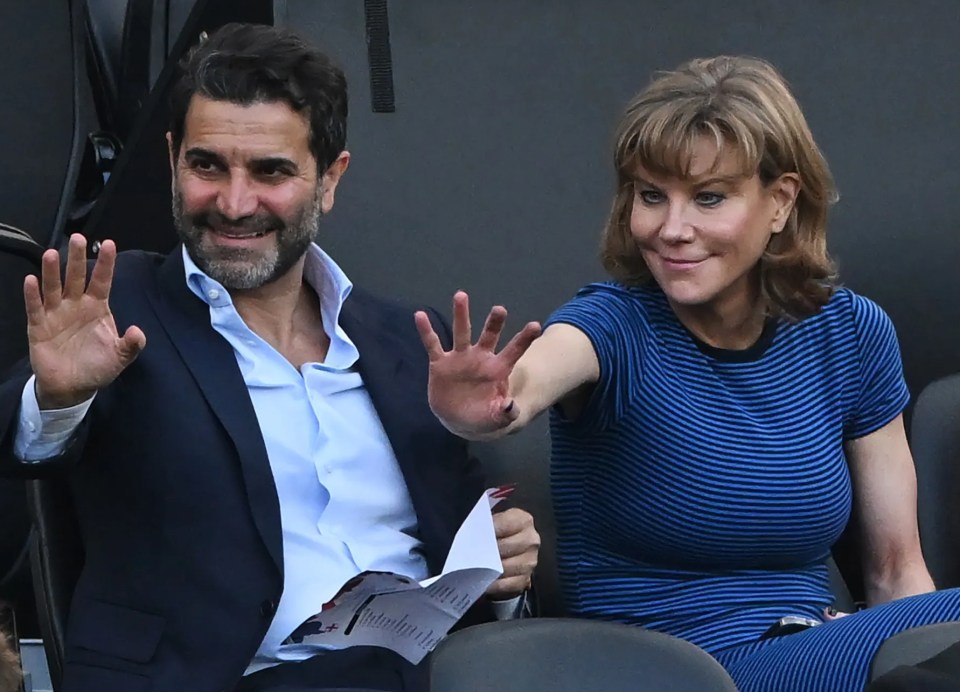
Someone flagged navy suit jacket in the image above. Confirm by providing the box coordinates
[0,249,487,692]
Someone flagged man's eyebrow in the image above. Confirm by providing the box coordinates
[249,156,299,172]
[183,147,224,163]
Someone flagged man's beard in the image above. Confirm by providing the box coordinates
[172,186,323,290]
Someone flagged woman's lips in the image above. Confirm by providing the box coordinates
[661,256,706,271]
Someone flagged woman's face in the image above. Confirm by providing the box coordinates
[629,136,798,316]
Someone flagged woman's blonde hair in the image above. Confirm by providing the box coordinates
[601,56,839,319]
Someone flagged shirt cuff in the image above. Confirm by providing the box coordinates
[489,593,526,621]
[14,375,95,462]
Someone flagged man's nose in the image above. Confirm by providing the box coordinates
[216,173,259,219]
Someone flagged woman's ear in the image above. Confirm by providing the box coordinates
[769,173,801,234]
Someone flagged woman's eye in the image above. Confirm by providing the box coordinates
[636,189,664,205]
[696,191,725,207]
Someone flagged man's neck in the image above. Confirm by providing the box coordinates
[230,256,330,367]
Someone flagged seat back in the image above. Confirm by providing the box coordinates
[85,0,129,134]
[0,0,97,247]
[868,621,960,682]
[82,0,276,254]
[430,618,738,692]
[0,225,44,631]
[911,373,960,589]
[476,438,562,616]
[0,225,43,371]
[26,480,84,691]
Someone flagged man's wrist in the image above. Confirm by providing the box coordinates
[488,592,527,620]
[35,381,96,411]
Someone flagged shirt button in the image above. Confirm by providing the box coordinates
[207,288,220,301]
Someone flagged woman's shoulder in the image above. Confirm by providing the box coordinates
[785,287,900,364]
[550,280,668,326]
[811,286,895,332]
[568,280,667,310]
[545,281,672,358]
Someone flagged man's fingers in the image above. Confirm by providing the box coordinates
[485,575,531,599]
[23,276,44,327]
[499,322,542,369]
[475,306,507,351]
[499,552,538,577]
[493,508,534,538]
[62,234,88,299]
[86,239,117,301]
[119,326,147,363]
[452,291,472,351]
[494,509,540,560]
[40,249,63,309]
[414,311,445,361]
[497,534,541,560]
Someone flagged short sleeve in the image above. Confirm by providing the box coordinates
[544,283,647,432]
[843,294,910,439]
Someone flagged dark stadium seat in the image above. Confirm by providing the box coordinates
[430,618,738,692]
[0,225,45,636]
[911,374,960,589]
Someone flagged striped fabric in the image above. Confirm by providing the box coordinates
[544,282,960,690]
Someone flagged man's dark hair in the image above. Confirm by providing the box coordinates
[169,23,348,172]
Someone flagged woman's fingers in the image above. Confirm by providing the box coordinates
[499,321,542,369]
[419,293,534,368]
[414,311,445,361]
[823,607,850,622]
[476,306,507,351]
[452,291,472,351]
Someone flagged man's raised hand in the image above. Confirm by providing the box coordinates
[24,234,146,409]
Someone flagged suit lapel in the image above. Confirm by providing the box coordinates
[338,295,412,473]
[147,251,283,574]
[338,293,463,574]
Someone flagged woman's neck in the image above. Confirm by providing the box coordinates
[669,281,768,351]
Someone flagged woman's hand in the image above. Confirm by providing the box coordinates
[415,291,541,439]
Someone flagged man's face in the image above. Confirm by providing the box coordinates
[168,95,344,290]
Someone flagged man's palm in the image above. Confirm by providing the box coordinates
[25,236,145,409]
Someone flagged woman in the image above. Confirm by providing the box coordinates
[415,56,960,691]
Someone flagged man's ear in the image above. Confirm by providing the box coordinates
[165,132,178,194]
[166,132,177,172]
[320,151,351,215]
[769,172,800,234]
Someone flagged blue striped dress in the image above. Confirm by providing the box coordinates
[545,281,960,691]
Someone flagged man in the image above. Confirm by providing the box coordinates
[0,23,538,692]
